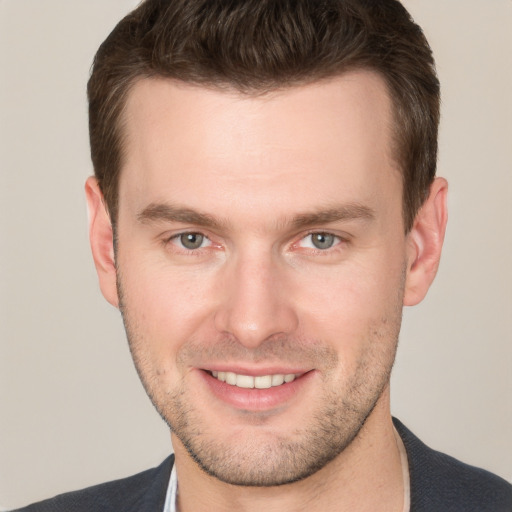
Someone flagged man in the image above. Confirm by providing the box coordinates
[13,0,512,511]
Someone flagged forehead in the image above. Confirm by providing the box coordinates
[119,72,400,223]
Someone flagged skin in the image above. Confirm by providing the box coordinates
[87,71,447,511]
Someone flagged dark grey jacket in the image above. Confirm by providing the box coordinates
[12,419,512,511]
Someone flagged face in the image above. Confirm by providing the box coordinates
[113,72,410,486]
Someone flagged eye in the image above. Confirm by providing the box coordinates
[172,232,211,250]
[298,232,339,250]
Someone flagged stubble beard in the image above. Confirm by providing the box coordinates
[165,355,395,487]
[117,275,403,487]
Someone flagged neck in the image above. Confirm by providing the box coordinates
[172,388,405,512]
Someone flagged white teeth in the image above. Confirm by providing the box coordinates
[254,375,272,389]
[210,371,298,389]
[236,374,254,388]
[226,372,237,385]
[271,374,285,386]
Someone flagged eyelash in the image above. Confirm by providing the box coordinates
[163,230,347,254]
[166,232,213,252]
[296,232,344,251]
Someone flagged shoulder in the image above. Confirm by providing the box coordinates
[393,418,512,512]
[10,455,174,512]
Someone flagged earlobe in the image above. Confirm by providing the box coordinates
[85,176,119,308]
[403,177,448,306]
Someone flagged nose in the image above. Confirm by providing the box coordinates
[214,250,299,348]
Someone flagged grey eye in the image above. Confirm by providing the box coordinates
[179,233,205,250]
[311,233,336,250]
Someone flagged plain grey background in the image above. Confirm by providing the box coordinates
[1,0,511,509]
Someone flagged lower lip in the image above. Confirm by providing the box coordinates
[198,370,314,412]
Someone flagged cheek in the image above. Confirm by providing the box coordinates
[118,256,219,366]
[294,254,405,347]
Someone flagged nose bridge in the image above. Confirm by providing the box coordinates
[214,246,298,347]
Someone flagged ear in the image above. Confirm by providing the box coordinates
[403,177,448,306]
[85,176,119,308]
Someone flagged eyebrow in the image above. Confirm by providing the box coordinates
[137,203,223,229]
[290,204,375,230]
[137,202,375,230]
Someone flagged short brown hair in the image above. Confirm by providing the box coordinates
[88,0,440,232]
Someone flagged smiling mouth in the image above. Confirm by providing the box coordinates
[209,371,300,389]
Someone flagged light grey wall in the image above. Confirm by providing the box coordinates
[0,0,510,508]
